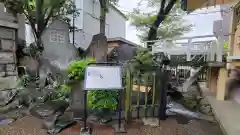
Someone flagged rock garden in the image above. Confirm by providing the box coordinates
[0,52,217,135]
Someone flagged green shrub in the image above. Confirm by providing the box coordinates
[88,90,118,111]
[53,84,72,101]
[67,58,96,80]
[128,47,155,70]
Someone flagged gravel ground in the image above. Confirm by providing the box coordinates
[0,116,79,135]
[118,116,223,135]
[0,115,223,135]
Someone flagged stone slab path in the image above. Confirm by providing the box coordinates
[207,95,240,135]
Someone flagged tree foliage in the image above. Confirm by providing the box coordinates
[128,47,155,69]
[1,0,78,50]
[0,0,79,80]
[129,0,192,41]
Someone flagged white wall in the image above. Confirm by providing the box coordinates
[25,24,35,45]
[106,7,126,38]
[70,0,126,50]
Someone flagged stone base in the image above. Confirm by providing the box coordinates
[113,123,127,133]
[80,127,91,135]
[141,117,159,127]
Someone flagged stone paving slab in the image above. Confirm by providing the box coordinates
[207,95,240,135]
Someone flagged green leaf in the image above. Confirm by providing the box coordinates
[129,1,192,40]
[88,90,118,111]
[2,0,80,49]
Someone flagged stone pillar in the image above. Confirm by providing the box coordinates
[0,19,18,89]
[186,39,192,61]
[217,37,223,62]
[87,34,108,62]
[210,41,217,61]
[186,53,191,61]
[216,68,228,100]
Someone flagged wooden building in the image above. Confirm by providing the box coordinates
[182,0,240,101]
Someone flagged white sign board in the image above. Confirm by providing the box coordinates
[84,65,123,90]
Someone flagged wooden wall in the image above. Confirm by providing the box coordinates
[230,2,240,56]
[186,0,234,11]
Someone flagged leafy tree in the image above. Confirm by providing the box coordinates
[129,0,192,41]
[129,0,186,48]
[1,0,78,50]
[1,0,78,79]
[129,47,155,69]
[147,0,177,48]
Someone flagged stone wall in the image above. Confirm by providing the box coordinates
[0,16,18,89]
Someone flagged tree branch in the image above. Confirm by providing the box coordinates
[160,0,166,13]
[147,0,177,48]
[24,12,37,38]
[42,8,54,34]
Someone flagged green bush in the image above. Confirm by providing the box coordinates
[67,58,96,80]
[128,47,155,70]
[67,58,118,111]
[88,90,118,111]
[53,84,72,101]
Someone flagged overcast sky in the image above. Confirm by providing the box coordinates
[118,0,223,44]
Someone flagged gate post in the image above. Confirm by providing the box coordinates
[124,68,132,122]
[158,67,168,120]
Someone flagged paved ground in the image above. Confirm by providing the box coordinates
[119,117,223,135]
[207,95,240,135]
[0,115,223,135]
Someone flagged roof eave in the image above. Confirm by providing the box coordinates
[109,4,128,20]
[181,0,236,12]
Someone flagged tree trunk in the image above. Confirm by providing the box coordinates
[147,0,177,48]
[35,36,44,88]
[100,8,106,35]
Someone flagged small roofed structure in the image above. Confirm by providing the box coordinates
[79,37,138,63]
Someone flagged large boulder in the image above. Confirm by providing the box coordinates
[0,89,19,114]
[29,100,69,118]
[29,100,69,130]
[0,100,20,113]
[0,89,18,107]
[198,97,213,116]
[180,83,201,109]
[18,88,53,107]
